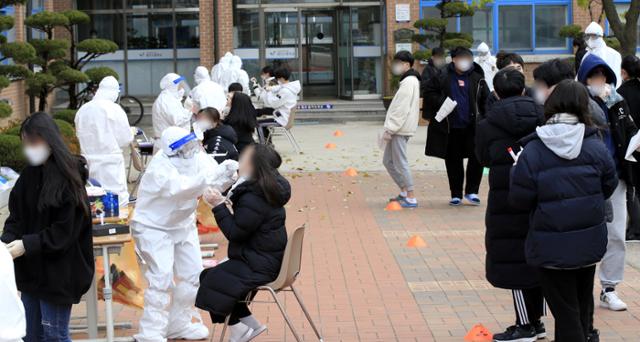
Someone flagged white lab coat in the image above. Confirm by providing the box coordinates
[131,151,238,341]
[256,80,301,126]
[0,246,25,342]
[189,67,227,113]
[75,76,133,206]
[152,74,193,152]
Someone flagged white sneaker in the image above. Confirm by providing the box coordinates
[600,290,628,311]
[167,322,210,340]
[228,322,254,342]
[247,325,267,341]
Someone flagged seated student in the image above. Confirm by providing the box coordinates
[196,144,290,342]
[255,67,301,143]
[224,92,258,154]
[195,107,239,163]
[510,80,618,342]
[253,66,277,117]
[476,68,546,342]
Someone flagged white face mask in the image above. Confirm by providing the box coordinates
[587,37,604,50]
[433,59,445,68]
[391,64,406,76]
[534,89,548,105]
[197,119,213,131]
[24,145,51,166]
[455,59,472,72]
[588,84,610,99]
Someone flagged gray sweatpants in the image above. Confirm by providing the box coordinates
[599,180,627,288]
[383,135,414,192]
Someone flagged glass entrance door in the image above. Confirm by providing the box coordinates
[302,10,336,98]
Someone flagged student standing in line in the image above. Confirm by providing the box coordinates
[1,112,95,341]
[424,46,489,206]
[510,80,617,342]
[476,68,546,342]
[383,50,421,208]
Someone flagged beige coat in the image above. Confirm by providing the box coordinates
[384,74,421,136]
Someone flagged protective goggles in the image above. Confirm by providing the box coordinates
[169,132,198,151]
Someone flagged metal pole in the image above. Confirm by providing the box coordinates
[123,0,129,95]
[259,6,266,68]
[298,9,303,99]
[172,0,178,72]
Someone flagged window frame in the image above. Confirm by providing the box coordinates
[418,0,571,54]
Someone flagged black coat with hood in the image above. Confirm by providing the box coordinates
[421,58,443,119]
[510,123,618,269]
[475,96,544,289]
[578,53,639,185]
[196,175,290,317]
[203,124,239,163]
[0,159,95,305]
[424,62,490,159]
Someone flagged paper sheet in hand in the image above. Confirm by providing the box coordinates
[625,132,640,162]
[435,97,458,122]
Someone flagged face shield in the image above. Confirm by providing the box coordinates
[160,73,191,99]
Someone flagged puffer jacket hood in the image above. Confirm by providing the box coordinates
[280,80,301,96]
[578,54,617,85]
[486,96,543,136]
[232,173,292,207]
[536,123,586,160]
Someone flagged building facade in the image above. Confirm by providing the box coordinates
[0,0,629,121]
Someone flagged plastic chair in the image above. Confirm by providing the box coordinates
[268,108,303,153]
[214,225,323,342]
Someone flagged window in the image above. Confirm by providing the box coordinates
[234,9,259,48]
[460,8,492,48]
[77,0,123,10]
[175,13,199,48]
[78,14,125,48]
[535,5,567,49]
[499,5,532,50]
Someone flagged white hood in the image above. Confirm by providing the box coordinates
[194,66,210,85]
[281,80,301,95]
[585,22,604,36]
[93,76,120,102]
[536,123,586,160]
[231,55,243,69]
[476,42,491,60]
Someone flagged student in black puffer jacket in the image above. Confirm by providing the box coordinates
[476,68,546,342]
[510,80,618,342]
[196,107,239,163]
[196,144,290,341]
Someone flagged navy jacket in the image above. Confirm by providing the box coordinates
[510,126,618,269]
[203,124,239,164]
[475,96,544,288]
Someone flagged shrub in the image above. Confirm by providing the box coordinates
[53,109,77,125]
[0,134,27,172]
[54,119,80,154]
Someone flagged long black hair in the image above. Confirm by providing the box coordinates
[225,92,257,130]
[250,144,284,207]
[20,112,90,216]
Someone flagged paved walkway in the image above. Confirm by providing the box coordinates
[71,170,640,341]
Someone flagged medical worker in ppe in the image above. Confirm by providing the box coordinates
[583,22,622,88]
[75,76,133,206]
[189,66,227,113]
[231,55,251,96]
[474,42,497,91]
[152,73,193,148]
[131,126,239,342]
[211,52,234,91]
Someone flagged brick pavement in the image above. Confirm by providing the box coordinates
[71,171,640,341]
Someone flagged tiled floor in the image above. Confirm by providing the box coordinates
[71,171,640,341]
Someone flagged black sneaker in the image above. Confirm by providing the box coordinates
[587,329,600,342]
[532,321,546,339]
[493,325,537,342]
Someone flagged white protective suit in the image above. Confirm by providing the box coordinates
[131,127,238,342]
[152,73,193,143]
[0,245,25,342]
[256,80,301,126]
[474,42,497,91]
[211,52,234,91]
[189,66,226,113]
[75,76,133,206]
[230,55,251,95]
[583,22,622,88]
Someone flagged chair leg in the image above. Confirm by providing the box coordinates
[286,130,302,153]
[218,315,231,342]
[129,172,143,198]
[127,154,133,183]
[264,287,303,342]
[256,126,266,144]
[208,323,217,342]
[290,285,323,341]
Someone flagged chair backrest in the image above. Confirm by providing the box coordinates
[266,224,306,290]
[130,143,145,172]
[285,107,297,130]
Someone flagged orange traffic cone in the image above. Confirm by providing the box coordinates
[385,201,403,211]
[344,167,358,177]
[406,235,427,248]
[333,130,344,137]
[325,143,337,149]
[464,324,493,342]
